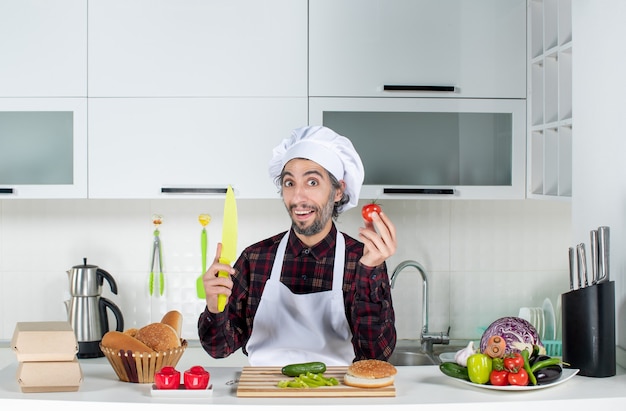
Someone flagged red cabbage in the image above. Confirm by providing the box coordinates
[480,316,543,355]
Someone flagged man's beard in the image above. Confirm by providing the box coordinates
[290,190,336,237]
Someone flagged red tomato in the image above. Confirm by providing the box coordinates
[362,203,382,222]
[489,370,509,386]
[184,366,210,390]
[154,366,180,390]
[507,369,529,386]
[503,352,524,372]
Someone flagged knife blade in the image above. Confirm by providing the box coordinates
[597,226,610,283]
[217,185,238,312]
[590,230,598,285]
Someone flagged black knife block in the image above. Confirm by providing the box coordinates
[561,281,616,377]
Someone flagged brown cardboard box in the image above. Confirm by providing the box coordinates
[16,358,83,393]
[11,321,78,362]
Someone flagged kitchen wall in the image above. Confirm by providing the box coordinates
[0,198,571,346]
[572,0,626,367]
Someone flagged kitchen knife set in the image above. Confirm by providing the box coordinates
[568,226,610,290]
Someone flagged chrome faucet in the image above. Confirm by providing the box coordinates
[390,260,450,355]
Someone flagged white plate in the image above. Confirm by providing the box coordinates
[439,352,456,363]
[442,368,579,391]
[543,298,556,340]
[150,384,213,398]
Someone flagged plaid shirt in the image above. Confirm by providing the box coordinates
[198,224,396,362]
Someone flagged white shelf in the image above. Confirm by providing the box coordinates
[527,0,573,199]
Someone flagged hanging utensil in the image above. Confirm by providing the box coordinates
[149,214,164,296]
[196,213,211,299]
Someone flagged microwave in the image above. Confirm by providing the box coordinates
[309,97,526,200]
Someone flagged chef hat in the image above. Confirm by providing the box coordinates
[268,126,364,213]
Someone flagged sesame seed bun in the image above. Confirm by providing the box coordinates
[343,359,397,388]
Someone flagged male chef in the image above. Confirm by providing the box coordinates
[198,125,397,366]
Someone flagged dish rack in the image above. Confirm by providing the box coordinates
[543,340,562,357]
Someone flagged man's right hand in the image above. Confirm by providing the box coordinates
[203,243,235,313]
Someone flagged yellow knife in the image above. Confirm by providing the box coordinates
[217,185,238,312]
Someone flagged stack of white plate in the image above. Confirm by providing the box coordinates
[518,306,545,340]
[518,298,557,341]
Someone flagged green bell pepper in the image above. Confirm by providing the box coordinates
[466,353,493,384]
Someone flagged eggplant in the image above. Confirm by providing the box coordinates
[534,364,563,384]
[530,354,551,366]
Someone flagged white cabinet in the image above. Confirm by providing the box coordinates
[310,97,526,200]
[309,0,527,99]
[88,0,307,97]
[0,98,88,198]
[527,0,572,198]
[0,0,87,97]
[88,98,307,199]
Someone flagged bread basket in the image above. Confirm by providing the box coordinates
[100,339,187,383]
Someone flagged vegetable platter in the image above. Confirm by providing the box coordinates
[439,316,577,391]
[442,368,579,391]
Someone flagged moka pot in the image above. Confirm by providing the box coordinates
[65,258,124,358]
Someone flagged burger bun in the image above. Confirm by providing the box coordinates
[343,359,397,388]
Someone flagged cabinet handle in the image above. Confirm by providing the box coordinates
[161,187,228,194]
[383,188,454,195]
[383,85,456,92]
[0,188,14,194]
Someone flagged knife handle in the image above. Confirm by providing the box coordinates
[597,226,610,283]
[568,247,575,290]
[217,257,231,312]
[590,230,598,284]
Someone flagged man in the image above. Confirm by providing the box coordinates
[198,125,397,366]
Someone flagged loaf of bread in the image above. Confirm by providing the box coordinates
[101,331,155,354]
[160,310,183,338]
[134,323,181,352]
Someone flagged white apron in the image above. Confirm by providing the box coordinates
[245,231,354,366]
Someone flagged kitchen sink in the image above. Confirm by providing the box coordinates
[388,350,438,366]
[388,340,468,366]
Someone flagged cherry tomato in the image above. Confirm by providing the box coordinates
[489,369,509,386]
[507,369,529,386]
[362,202,382,222]
[184,366,210,390]
[154,366,180,390]
[503,352,524,372]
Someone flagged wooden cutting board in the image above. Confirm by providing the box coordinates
[236,366,396,397]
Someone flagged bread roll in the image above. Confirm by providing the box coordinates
[135,323,180,352]
[123,328,138,338]
[160,310,183,338]
[101,331,155,354]
[343,359,397,388]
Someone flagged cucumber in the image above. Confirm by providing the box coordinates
[281,362,327,377]
[439,362,470,381]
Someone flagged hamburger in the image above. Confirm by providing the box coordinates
[343,359,397,388]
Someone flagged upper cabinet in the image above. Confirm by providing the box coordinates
[87,0,307,98]
[87,97,307,199]
[0,0,87,97]
[309,0,527,99]
[527,0,572,199]
[0,0,87,198]
[0,98,88,198]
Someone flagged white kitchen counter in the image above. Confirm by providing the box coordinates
[1,345,626,410]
